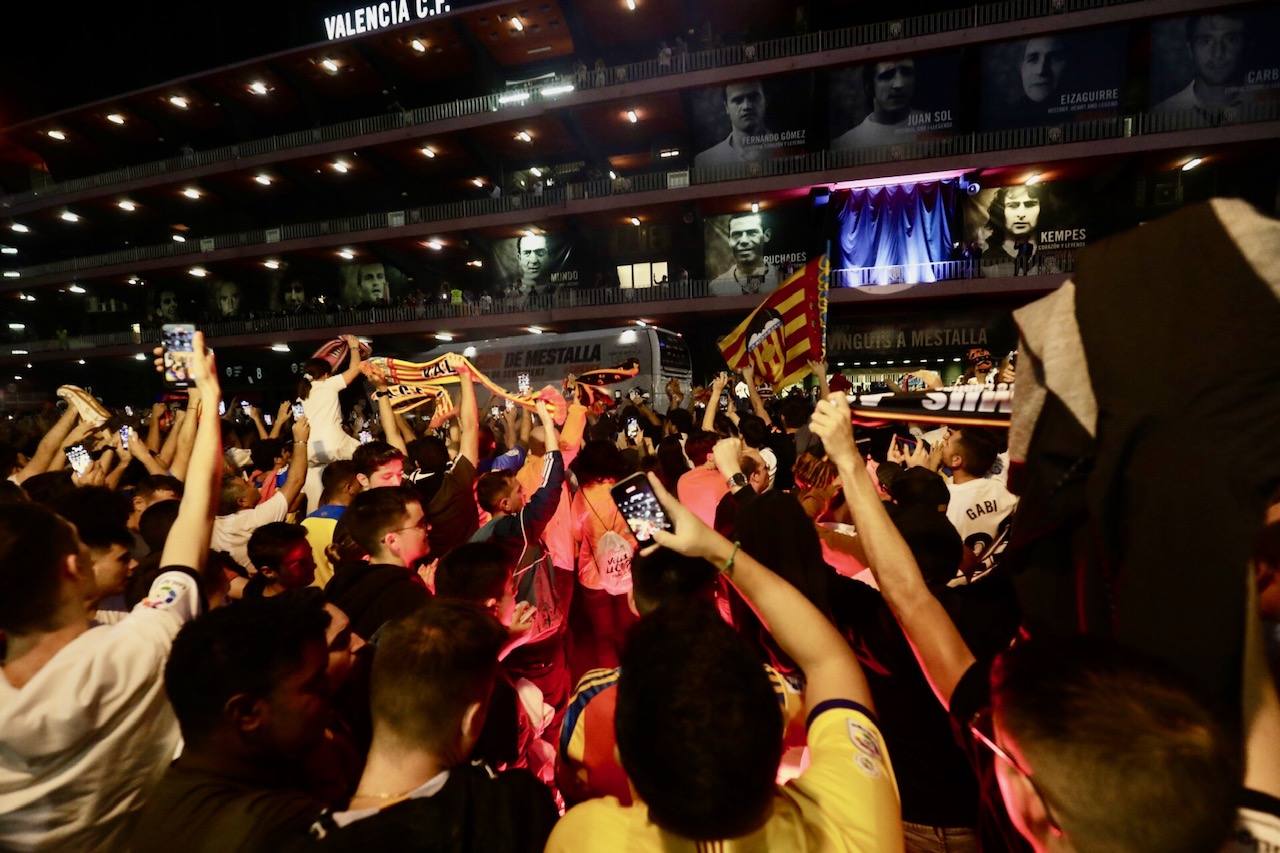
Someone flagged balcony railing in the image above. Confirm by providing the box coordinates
[1,0,1150,210]
[6,99,1276,286]
[8,256,1075,356]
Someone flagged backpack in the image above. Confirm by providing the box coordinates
[584,494,634,596]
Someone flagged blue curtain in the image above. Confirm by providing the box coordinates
[833,181,957,285]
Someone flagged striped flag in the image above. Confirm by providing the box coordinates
[718,254,829,390]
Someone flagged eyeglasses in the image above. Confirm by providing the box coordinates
[390,519,429,534]
[969,707,1063,835]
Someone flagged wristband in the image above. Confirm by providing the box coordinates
[721,541,741,577]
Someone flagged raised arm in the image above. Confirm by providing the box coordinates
[276,417,311,508]
[145,402,165,453]
[375,393,407,455]
[247,405,270,441]
[269,401,291,439]
[806,360,831,400]
[158,333,221,576]
[13,406,79,484]
[517,401,565,539]
[453,364,479,466]
[127,427,169,476]
[702,372,728,432]
[810,393,976,707]
[157,408,184,468]
[741,364,772,427]
[645,471,873,712]
[169,391,202,481]
[339,334,365,386]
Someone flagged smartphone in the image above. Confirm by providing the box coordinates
[292,401,305,421]
[359,429,373,444]
[240,401,251,412]
[218,401,226,416]
[124,405,134,417]
[161,323,196,388]
[263,413,273,427]
[610,472,672,544]
[65,444,91,476]
[734,381,750,399]
[118,426,131,451]
[517,372,530,394]
[626,417,639,439]
[490,406,501,419]
[1007,349,1018,369]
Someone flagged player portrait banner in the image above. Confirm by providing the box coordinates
[979,27,1127,130]
[690,72,814,170]
[963,180,1089,278]
[828,52,961,151]
[484,232,579,297]
[718,255,829,390]
[702,202,810,298]
[1148,8,1280,119]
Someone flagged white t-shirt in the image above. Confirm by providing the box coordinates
[0,570,201,852]
[211,491,288,569]
[946,476,1018,584]
[302,374,359,464]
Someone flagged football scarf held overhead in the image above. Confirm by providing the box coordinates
[362,354,567,422]
[311,337,373,371]
[718,255,829,390]
[847,386,1013,428]
[565,359,641,407]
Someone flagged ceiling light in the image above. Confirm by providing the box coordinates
[952,357,961,362]
[627,0,637,8]
[68,284,86,294]
[0,247,14,255]
[629,217,640,226]
[117,200,137,211]
[425,240,443,251]
[463,345,478,358]
[60,211,80,223]
[46,130,67,141]
[248,80,269,95]
[626,109,638,123]
[608,170,617,180]
[106,113,125,125]
[466,259,483,268]
[1182,157,1203,172]
[514,130,533,143]
[869,361,879,365]
[172,234,187,243]
[434,332,453,342]
[7,323,23,330]
[472,177,485,187]
[411,38,427,53]
[182,187,202,199]
[527,326,543,335]
[321,58,340,73]
[169,96,189,109]
[78,359,86,365]
[541,83,574,97]
[10,223,29,233]
[659,148,680,158]
[530,167,542,177]
[331,159,351,173]
[498,91,531,104]
[20,293,34,302]
[10,349,27,355]
[3,271,18,279]
[1024,173,1043,185]
[188,266,208,278]
[263,259,281,270]
[420,145,436,158]
[134,353,147,361]
[271,343,291,352]
[510,16,524,31]
[751,201,760,213]
[338,248,355,260]
[13,376,21,381]
[127,276,140,284]
[254,173,272,185]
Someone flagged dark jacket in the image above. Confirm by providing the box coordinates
[324,562,430,641]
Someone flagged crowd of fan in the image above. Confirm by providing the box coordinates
[0,331,1277,853]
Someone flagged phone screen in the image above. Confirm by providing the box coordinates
[517,372,530,394]
[218,401,226,416]
[490,406,501,419]
[66,444,91,475]
[626,417,639,438]
[610,473,672,543]
[161,324,196,387]
[118,426,131,451]
[291,401,305,421]
[359,430,373,444]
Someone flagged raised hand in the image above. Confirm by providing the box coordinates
[809,393,859,471]
[641,472,726,561]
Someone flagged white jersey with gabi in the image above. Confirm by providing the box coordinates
[946,476,1018,584]
[0,571,201,852]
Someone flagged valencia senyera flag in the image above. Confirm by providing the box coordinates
[718,254,829,390]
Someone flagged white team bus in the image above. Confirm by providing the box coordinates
[421,326,692,410]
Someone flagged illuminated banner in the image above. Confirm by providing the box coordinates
[702,202,810,297]
[690,72,814,169]
[828,52,961,150]
[1149,8,1280,118]
[979,28,1127,129]
[482,233,580,297]
[323,0,464,41]
[963,181,1089,277]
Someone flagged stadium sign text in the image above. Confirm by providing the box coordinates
[323,0,461,41]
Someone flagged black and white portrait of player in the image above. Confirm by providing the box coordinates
[832,59,928,149]
[981,185,1043,275]
[708,212,780,296]
[1153,12,1247,115]
[515,233,550,295]
[694,80,772,168]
